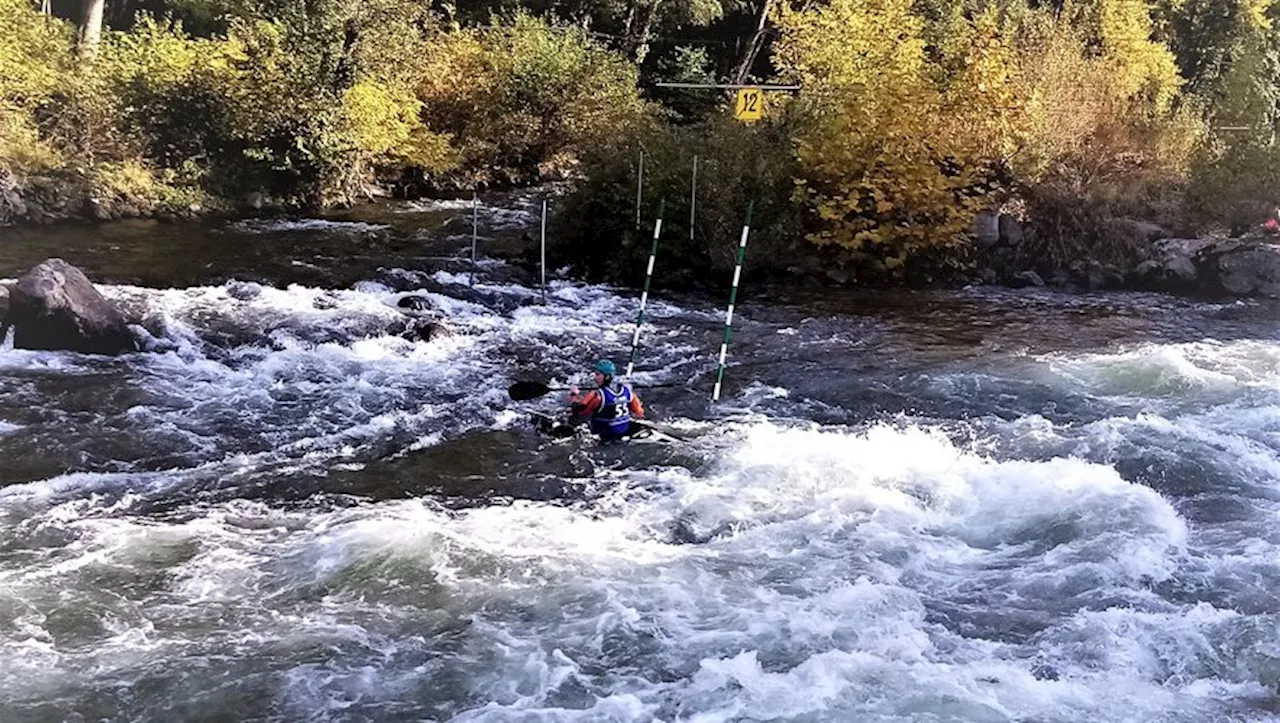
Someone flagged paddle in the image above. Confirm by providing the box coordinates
[507,380,685,402]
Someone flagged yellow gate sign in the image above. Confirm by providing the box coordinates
[734,88,764,122]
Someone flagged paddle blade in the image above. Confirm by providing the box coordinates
[508,381,557,401]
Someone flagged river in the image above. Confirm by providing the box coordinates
[1,192,1278,721]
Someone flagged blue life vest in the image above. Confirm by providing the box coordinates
[591,384,634,439]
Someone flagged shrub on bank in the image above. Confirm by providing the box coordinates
[0,0,645,217]
[417,12,647,188]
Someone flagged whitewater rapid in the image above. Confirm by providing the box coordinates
[1,210,1279,721]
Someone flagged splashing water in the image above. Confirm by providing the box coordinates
[1,205,1279,722]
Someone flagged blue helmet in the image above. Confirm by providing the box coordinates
[594,359,617,377]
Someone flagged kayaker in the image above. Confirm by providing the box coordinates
[567,359,645,441]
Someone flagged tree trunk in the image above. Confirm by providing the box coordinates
[730,0,771,85]
[40,0,51,15]
[632,0,661,65]
[78,0,105,58]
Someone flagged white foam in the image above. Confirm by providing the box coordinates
[4,271,1279,721]
[1041,339,1280,402]
[398,199,537,229]
[227,219,389,234]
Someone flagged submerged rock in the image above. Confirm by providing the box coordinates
[397,294,436,312]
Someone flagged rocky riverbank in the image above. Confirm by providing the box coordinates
[0,170,225,226]
[971,210,1280,299]
[10,179,1280,304]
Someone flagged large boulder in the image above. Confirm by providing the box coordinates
[998,214,1024,246]
[1130,238,1211,293]
[973,210,1000,247]
[0,171,26,225]
[0,283,10,341]
[1200,239,1280,297]
[9,259,138,355]
[1129,237,1280,298]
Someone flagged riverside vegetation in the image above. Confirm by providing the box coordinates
[5,0,1280,288]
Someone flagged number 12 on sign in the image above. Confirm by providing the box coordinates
[734,88,763,122]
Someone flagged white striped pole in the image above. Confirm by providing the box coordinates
[713,202,754,402]
[540,199,548,304]
[635,149,645,231]
[470,190,478,286]
[689,155,698,244]
[626,199,665,379]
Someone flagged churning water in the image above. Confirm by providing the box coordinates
[1,197,1278,722]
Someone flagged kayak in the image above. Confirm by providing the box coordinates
[529,412,682,444]
[530,411,578,440]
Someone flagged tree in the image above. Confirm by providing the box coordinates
[79,0,104,56]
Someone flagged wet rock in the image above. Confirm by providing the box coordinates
[0,283,11,341]
[313,292,342,310]
[1010,270,1045,288]
[402,319,454,343]
[998,214,1023,246]
[1073,261,1125,291]
[9,259,139,355]
[1048,269,1073,288]
[397,294,436,312]
[973,210,1000,247]
[670,511,732,545]
[88,197,112,221]
[824,268,852,286]
[225,280,264,301]
[0,171,26,225]
[1203,239,1280,297]
[374,268,447,295]
[1031,663,1060,681]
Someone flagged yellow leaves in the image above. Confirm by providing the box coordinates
[1241,0,1273,31]
[776,0,1021,273]
[341,81,419,157]
[776,0,927,98]
[0,0,74,105]
[414,12,646,184]
[1098,0,1182,112]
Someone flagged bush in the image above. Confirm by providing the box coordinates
[1008,7,1205,267]
[417,12,647,187]
[0,0,75,173]
[775,0,1007,278]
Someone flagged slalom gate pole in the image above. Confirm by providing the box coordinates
[635,149,645,231]
[712,201,754,402]
[626,199,665,379]
[689,155,698,244]
[470,190,478,286]
[540,200,548,304]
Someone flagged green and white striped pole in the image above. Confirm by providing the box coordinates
[713,201,754,402]
[626,199,665,379]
